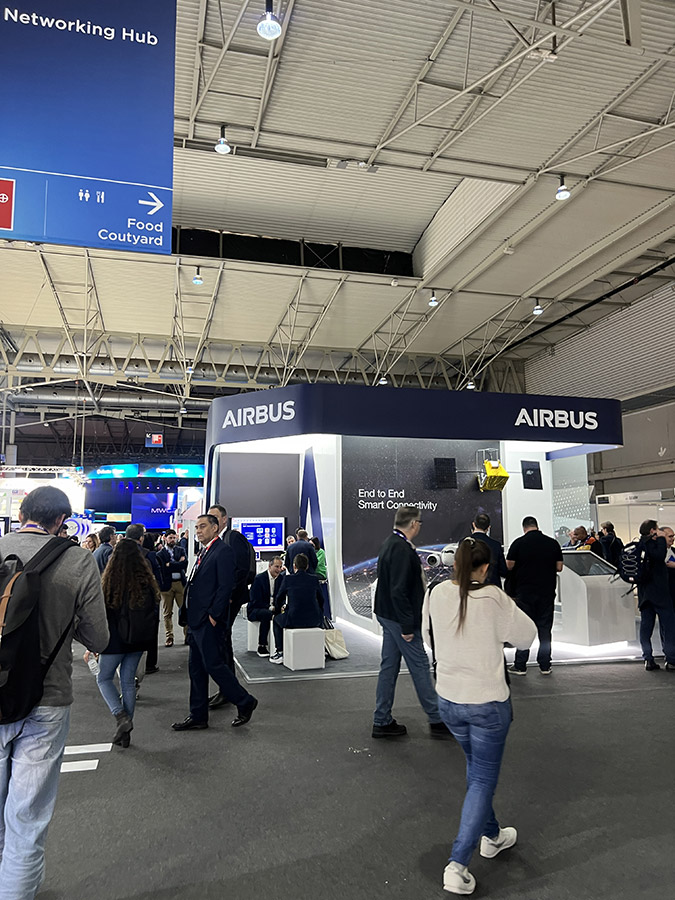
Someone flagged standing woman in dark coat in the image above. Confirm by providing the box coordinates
[95,539,160,747]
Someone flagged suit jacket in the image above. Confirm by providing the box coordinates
[92,541,113,574]
[285,539,318,575]
[248,570,282,616]
[472,531,508,587]
[374,531,424,634]
[275,571,323,629]
[156,545,188,591]
[221,527,253,588]
[181,538,236,629]
[140,546,163,587]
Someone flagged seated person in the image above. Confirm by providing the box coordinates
[567,525,605,558]
[247,556,284,657]
[269,554,323,664]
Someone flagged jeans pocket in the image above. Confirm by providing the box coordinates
[467,701,508,730]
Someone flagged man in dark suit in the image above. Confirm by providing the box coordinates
[156,529,188,647]
[372,505,451,741]
[172,514,258,730]
[247,556,285,656]
[285,528,318,574]
[471,513,508,588]
[269,554,323,664]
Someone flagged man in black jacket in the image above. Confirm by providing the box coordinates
[172,515,257,730]
[636,519,675,671]
[156,529,188,647]
[285,529,318,574]
[471,513,508,587]
[372,505,451,740]
[247,556,284,656]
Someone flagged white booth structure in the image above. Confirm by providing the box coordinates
[204,384,635,664]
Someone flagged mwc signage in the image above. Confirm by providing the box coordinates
[206,385,622,447]
[0,2,175,252]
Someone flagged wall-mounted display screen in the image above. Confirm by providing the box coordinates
[231,517,285,551]
[131,492,177,530]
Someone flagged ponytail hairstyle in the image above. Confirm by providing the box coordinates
[453,537,492,631]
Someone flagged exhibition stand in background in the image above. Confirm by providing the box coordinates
[203,384,645,665]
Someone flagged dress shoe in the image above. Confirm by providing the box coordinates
[429,721,454,741]
[372,719,407,739]
[145,665,160,675]
[172,716,208,731]
[645,660,661,671]
[232,697,258,727]
[209,691,230,710]
[665,662,675,672]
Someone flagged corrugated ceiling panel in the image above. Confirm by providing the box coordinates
[524,281,675,400]
[174,0,203,120]
[310,282,414,349]
[173,148,462,250]
[406,290,515,354]
[0,250,62,329]
[413,178,519,279]
[91,257,176,335]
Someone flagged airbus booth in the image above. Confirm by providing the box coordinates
[204,384,638,668]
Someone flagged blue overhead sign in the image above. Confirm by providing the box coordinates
[140,464,205,479]
[88,464,139,479]
[0,2,176,253]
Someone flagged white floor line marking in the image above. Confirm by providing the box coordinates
[61,759,99,773]
[64,743,112,755]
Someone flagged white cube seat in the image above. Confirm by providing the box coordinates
[283,628,326,671]
[246,618,276,653]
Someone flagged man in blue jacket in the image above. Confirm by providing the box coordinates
[172,515,258,730]
[247,556,284,657]
[269,554,323,664]
[285,529,318,574]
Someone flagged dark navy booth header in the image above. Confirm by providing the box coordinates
[206,384,623,448]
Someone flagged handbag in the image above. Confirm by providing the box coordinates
[324,627,349,660]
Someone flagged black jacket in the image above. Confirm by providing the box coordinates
[156,545,188,591]
[374,531,424,633]
[102,585,158,654]
[248,570,283,615]
[637,535,670,609]
[221,527,253,588]
[285,539,318,575]
[275,571,323,629]
[472,531,508,587]
[599,532,624,568]
[180,539,236,629]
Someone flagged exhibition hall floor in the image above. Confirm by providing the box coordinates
[41,643,674,900]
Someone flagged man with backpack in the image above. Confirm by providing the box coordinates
[599,521,624,568]
[635,520,675,672]
[0,486,109,899]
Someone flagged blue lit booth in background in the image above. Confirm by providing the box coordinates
[205,384,638,664]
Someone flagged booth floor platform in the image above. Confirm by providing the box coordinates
[41,645,675,900]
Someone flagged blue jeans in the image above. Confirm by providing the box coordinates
[96,652,143,718]
[438,698,512,866]
[374,616,441,726]
[0,705,71,900]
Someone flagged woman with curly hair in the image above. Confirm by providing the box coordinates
[94,539,160,748]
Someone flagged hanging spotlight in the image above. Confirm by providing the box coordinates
[179,405,187,414]
[466,380,476,391]
[555,175,570,201]
[378,376,388,385]
[214,125,232,155]
[428,291,439,308]
[257,0,282,40]
[186,364,194,374]
[192,267,203,286]
[532,302,544,316]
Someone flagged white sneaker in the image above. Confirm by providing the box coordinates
[443,862,475,895]
[269,651,284,665]
[480,826,517,858]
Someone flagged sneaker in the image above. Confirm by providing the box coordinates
[645,660,661,671]
[540,668,552,675]
[269,651,284,664]
[480,826,517,858]
[257,645,270,657]
[443,861,475,895]
[664,662,675,672]
[508,665,526,676]
[372,720,407,739]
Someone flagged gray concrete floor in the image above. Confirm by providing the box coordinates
[41,645,675,900]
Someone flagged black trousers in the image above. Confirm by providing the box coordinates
[188,622,253,721]
[145,612,160,669]
[513,595,555,670]
[219,582,251,670]
[247,608,273,645]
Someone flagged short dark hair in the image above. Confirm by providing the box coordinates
[310,536,321,551]
[198,514,220,528]
[20,486,72,530]
[165,529,177,536]
[125,523,145,542]
[639,519,657,537]
[293,553,309,571]
[269,555,284,566]
[98,525,115,544]
[394,506,420,530]
[142,532,157,551]
[522,516,538,529]
[209,504,227,517]
[601,521,614,533]
[297,529,308,541]
[474,513,490,531]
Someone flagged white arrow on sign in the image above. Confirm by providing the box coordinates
[138,191,164,215]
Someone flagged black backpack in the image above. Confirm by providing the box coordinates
[617,540,649,585]
[117,589,158,645]
[0,537,75,724]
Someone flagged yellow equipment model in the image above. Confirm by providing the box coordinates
[478,459,510,492]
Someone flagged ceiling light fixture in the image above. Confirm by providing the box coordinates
[556,175,570,201]
[192,267,203,286]
[214,125,232,155]
[179,405,187,414]
[378,376,388,385]
[466,380,476,391]
[186,364,194,374]
[257,0,282,40]
[532,302,544,316]
[428,291,439,308]
[390,278,399,287]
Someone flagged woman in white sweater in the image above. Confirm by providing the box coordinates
[422,537,536,896]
